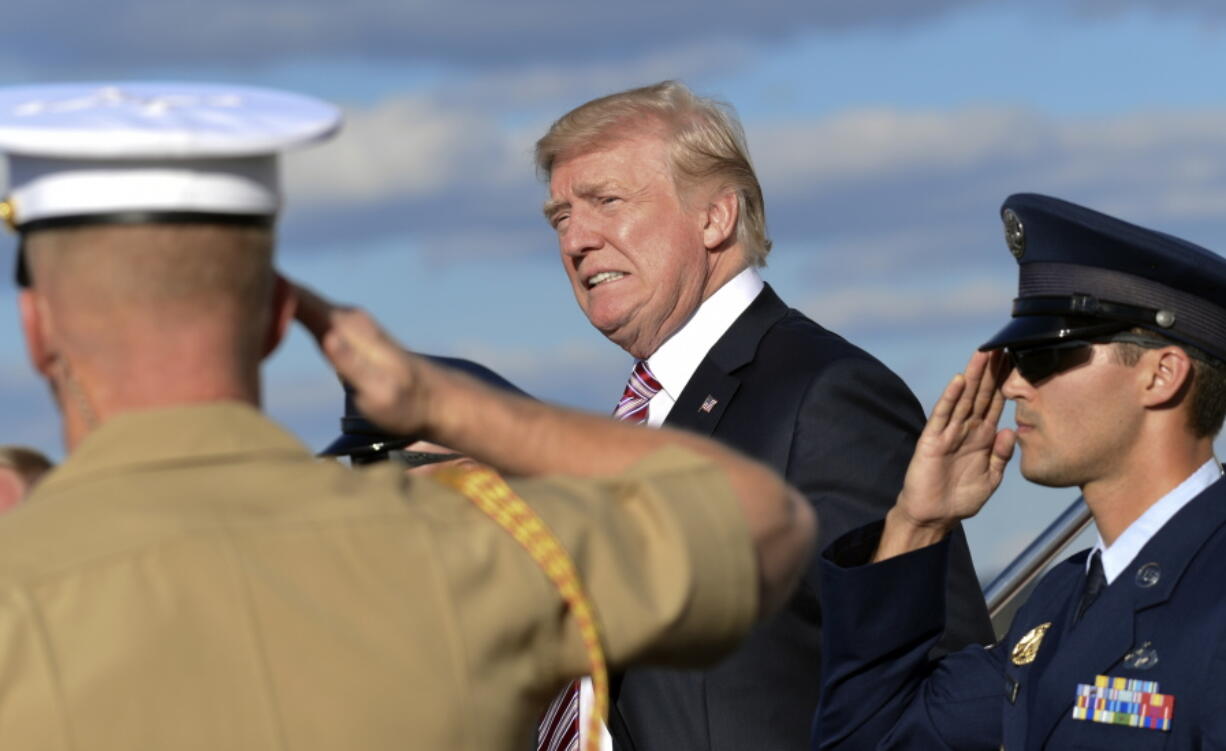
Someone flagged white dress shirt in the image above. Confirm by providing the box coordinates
[644,267,765,426]
[581,266,765,750]
[1089,457,1223,584]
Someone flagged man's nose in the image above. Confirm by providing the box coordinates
[1000,358,1028,400]
[559,214,602,257]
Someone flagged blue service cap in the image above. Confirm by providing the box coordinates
[979,193,1226,361]
[320,354,532,459]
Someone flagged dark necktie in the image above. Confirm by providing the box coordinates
[1075,550,1107,622]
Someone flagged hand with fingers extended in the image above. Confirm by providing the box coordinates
[875,351,1017,562]
[292,281,434,439]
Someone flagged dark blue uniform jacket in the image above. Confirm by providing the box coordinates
[815,477,1226,750]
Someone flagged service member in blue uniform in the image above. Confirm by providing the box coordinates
[814,193,1226,749]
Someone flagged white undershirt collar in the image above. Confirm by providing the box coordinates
[641,267,764,427]
[1089,457,1222,584]
[589,267,763,748]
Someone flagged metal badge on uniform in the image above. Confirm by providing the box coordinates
[1135,562,1161,588]
[1010,622,1051,666]
[1122,641,1159,670]
[699,395,718,413]
[1002,208,1026,259]
[1072,675,1174,731]
[1005,675,1021,704]
[0,198,14,232]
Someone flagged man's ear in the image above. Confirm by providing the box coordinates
[262,273,297,359]
[18,289,57,378]
[1140,346,1194,408]
[702,189,739,251]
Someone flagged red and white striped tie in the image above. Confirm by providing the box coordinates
[537,361,661,751]
[537,684,581,751]
[612,360,662,424]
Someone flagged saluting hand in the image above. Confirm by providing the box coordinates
[291,280,433,438]
[875,351,1016,561]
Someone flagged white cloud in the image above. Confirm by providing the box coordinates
[790,223,992,277]
[744,106,1226,282]
[433,41,754,113]
[0,0,980,73]
[798,277,1015,330]
[754,107,1226,203]
[284,101,1226,255]
[752,107,1050,189]
[282,41,753,208]
[9,91,1226,276]
[285,96,531,204]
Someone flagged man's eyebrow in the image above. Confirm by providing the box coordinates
[542,197,569,222]
[573,180,616,199]
[542,181,618,221]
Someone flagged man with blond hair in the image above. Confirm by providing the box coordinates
[535,81,993,750]
[0,82,816,750]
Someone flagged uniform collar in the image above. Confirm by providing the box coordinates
[646,266,764,404]
[33,402,309,499]
[1090,456,1223,584]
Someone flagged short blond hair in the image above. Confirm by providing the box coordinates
[535,80,772,266]
[25,224,273,308]
[25,223,276,364]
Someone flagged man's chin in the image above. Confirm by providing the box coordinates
[583,302,662,358]
[1019,457,1079,489]
[586,310,626,337]
[584,306,632,342]
[593,319,653,359]
[601,326,641,356]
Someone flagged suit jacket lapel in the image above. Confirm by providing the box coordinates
[665,364,739,437]
[665,284,788,436]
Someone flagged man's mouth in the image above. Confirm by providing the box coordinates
[586,271,626,288]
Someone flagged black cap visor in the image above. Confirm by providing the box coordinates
[319,432,413,458]
[979,314,1130,352]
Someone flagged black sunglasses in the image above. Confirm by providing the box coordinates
[1007,333,1176,384]
[1007,341,1093,383]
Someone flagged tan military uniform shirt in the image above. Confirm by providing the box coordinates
[0,403,756,750]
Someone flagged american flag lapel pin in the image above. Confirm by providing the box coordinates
[700,395,718,413]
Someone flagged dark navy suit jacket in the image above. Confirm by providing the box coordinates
[608,285,994,750]
[816,477,1226,750]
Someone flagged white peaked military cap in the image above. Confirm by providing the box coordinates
[0,82,341,284]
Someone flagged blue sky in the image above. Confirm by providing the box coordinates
[3,0,1226,577]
